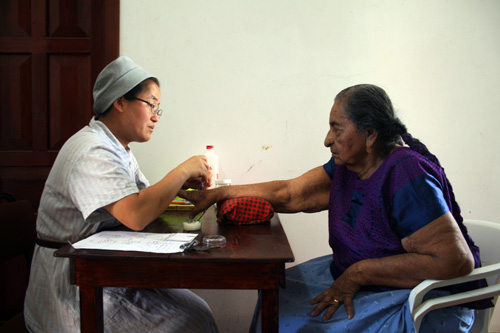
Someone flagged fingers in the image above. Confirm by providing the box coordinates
[310,294,323,305]
[322,299,341,321]
[310,301,328,317]
[178,190,204,218]
[189,206,203,219]
[344,298,354,320]
[181,155,210,180]
[189,197,209,218]
[197,155,210,176]
[310,297,340,319]
[310,294,354,321]
[203,171,212,189]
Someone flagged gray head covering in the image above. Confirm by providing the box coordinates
[93,56,155,115]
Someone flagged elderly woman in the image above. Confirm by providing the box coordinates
[181,84,490,332]
[24,56,218,332]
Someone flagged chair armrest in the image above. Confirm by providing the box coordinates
[409,263,500,313]
[409,263,500,331]
[412,284,500,331]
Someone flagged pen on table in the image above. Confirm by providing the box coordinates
[181,237,198,250]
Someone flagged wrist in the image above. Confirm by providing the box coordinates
[212,186,233,203]
[345,262,367,287]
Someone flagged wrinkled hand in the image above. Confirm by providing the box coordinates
[310,270,361,321]
[178,188,219,218]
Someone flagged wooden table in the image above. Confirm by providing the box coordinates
[54,207,294,332]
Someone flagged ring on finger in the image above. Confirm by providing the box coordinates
[332,299,340,304]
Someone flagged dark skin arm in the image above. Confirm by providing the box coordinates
[179,165,332,218]
[182,165,474,322]
[310,212,474,320]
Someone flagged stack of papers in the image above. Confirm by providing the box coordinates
[167,197,194,211]
[72,231,197,254]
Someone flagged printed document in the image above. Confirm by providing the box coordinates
[71,231,197,253]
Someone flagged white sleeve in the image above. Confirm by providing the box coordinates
[69,145,143,220]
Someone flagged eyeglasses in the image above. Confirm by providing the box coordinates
[132,97,162,117]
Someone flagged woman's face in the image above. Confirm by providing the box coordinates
[123,81,161,144]
[324,100,369,170]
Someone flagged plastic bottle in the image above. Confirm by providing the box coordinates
[205,145,219,189]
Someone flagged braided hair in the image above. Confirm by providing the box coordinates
[336,84,463,221]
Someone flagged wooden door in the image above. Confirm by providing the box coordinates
[0,0,119,208]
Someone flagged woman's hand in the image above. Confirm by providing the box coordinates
[177,156,211,187]
[310,268,362,321]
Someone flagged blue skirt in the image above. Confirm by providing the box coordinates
[253,255,474,332]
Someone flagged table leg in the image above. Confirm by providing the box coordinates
[260,288,279,333]
[79,285,104,333]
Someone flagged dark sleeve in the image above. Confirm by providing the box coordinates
[323,157,335,179]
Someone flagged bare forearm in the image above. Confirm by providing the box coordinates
[106,155,211,230]
[214,180,295,212]
[348,247,473,289]
[106,167,189,230]
[347,254,444,289]
[213,166,331,213]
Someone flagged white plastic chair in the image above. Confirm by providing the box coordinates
[409,220,500,332]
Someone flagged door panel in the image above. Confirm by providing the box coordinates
[0,55,33,151]
[48,55,92,150]
[0,0,31,38]
[0,0,119,208]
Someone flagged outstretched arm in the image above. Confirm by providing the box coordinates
[180,165,332,218]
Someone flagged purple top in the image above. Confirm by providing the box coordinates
[323,147,489,308]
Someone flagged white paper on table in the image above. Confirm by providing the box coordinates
[71,231,197,253]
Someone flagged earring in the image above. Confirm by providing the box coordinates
[366,147,372,153]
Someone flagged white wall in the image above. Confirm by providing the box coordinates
[120,1,500,331]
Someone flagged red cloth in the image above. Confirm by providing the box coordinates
[217,197,274,225]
